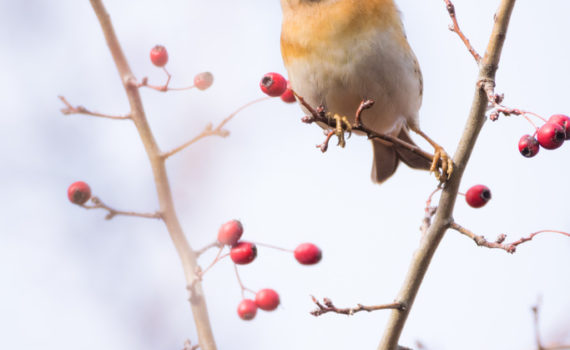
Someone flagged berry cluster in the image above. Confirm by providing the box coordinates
[259,72,296,103]
[216,220,321,320]
[518,114,570,157]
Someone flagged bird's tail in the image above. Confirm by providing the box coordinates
[371,127,431,184]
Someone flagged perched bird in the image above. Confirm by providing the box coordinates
[280,0,452,183]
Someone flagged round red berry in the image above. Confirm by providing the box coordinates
[255,289,280,311]
[67,181,91,205]
[260,72,287,97]
[230,241,257,265]
[150,45,168,67]
[465,184,492,208]
[518,135,540,158]
[217,220,243,246]
[280,81,296,103]
[537,122,565,150]
[548,114,570,140]
[237,299,257,320]
[294,243,322,265]
[194,72,214,91]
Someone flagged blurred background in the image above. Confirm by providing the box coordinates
[1,0,569,349]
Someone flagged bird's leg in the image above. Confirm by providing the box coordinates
[411,128,453,181]
[329,113,352,147]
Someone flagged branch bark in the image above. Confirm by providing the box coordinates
[377,1,517,349]
[88,1,217,349]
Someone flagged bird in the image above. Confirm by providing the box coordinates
[280,0,452,183]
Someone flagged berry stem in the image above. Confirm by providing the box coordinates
[161,97,271,159]
[249,241,295,253]
[81,196,162,220]
[195,241,223,257]
[198,247,227,278]
[233,264,255,299]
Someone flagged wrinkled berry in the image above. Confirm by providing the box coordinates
[260,72,287,97]
[217,220,244,246]
[255,289,280,311]
[237,299,257,320]
[194,72,214,91]
[465,184,492,208]
[518,135,540,158]
[67,181,91,205]
[294,243,322,265]
[537,122,565,150]
[150,45,169,67]
[548,114,570,140]
[230,241,257,265]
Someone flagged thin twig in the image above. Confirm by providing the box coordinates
[378,1,517,349]
[249,241,295,253]
[443,0,482,62]
[310,296,404,317]
[161,97,270,159]
[81,196,162,220]
[59,95,130,120]
[297,97,437,164]
[450,222,570,253]
[183,339,200,350]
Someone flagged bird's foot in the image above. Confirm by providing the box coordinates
[330,113,352,148]
[430,145,453,181]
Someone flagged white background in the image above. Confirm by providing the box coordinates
[1,1,569,349]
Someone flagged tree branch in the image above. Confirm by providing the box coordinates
[377,1,517,349]
[450,222,570,253]
[87,1,217,349]
[310,296,404,317]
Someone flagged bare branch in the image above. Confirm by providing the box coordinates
[87,1,217,348]
[311,296,404,317]
[59,95,130,120]
[297,97,437,164]
[81,196,162,220]
[450,222,570,253]
[443,0,482,62]
[378,1,517,349]
[161,97,270,159]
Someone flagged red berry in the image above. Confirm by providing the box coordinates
[518,135,540,158]
[217,220,243,246]
[465,185,492,208]
[537,122,565,150]
[67,181,91,205]
[294,243,322,265]
[255,289,280,311]
[280,81,296,103]
[260,72,287,97]
[194,72,214,91]
[230,241,257,265]
[237,299,257,320]
[150,45,168,67]
[548,114,570,140]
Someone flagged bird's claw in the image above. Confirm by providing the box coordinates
[331,114,352,147]
[430,147,453,181]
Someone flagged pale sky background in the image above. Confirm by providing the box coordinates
[1,1,569,349]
